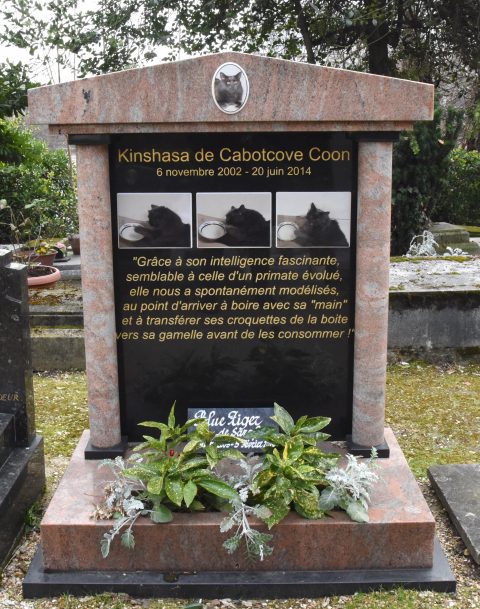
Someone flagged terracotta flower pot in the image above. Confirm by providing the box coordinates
[27,266,61,289]
[19,250,57,267]
[68,235,80,255]
[30,252,57,266]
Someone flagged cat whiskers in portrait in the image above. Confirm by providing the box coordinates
[133,204,191,247]
[217,204,270,247]
[294,203,348,247]
[214,71,244,110]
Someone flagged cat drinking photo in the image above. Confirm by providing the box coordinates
[276,192,351,248]
[197,193,271,248]
[117,193,192,249]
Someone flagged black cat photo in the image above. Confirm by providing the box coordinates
[217,204,271,247]
[214,70,244,111]
[132,205,191,247]
[294,203,349,247]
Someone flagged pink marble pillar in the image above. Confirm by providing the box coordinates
[352,141,393,448]
[76,145,122,448]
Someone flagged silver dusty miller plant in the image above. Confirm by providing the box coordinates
[92,457,148,558]
[319,448,379,523]
[220,457,273,561]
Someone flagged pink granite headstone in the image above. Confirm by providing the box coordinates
[24,53,455,599]
[28,52,434,455]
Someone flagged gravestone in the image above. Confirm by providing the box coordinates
[24,52,455,597]
[430,222,480,255]
[0,250,45,567]
[429,464,480,564]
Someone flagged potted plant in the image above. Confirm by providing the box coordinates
[0,199,61,288]
[19,240,58,266]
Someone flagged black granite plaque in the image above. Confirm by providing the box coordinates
[109,132,357,441]
[188,406,275,451]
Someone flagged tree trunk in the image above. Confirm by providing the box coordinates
[293,0,316,64]
[364,0,393,76]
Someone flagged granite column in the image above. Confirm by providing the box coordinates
[352,141,393,449]
[76,144,123,453]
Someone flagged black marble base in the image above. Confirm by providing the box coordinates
[346,435,390,458]
[23,538,455,599]
[84,436,128,460]
[0,413,15,469]
[0,435,45,568]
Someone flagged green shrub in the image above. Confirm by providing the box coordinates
[391,105,463,255]
[0,117,78,242]
[433,148,480,226]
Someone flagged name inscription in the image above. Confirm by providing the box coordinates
[0,392,20,402]
[188,407,275,451]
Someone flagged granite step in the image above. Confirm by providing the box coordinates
[0,413,15,470]
[0,436,45,568]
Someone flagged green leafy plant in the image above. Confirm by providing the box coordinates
[95,403,381,562]
[248,403,340,527]
[391,104,463,255]
[126,405,244,517]
[0,117,77,243]
[0,199,58,273]
[95,404,245,556]
[434,148,480,226]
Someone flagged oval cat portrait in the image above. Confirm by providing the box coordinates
[212,62,249,114]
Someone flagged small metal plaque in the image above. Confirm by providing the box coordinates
[188,406,274,452]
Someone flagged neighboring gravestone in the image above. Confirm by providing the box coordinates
[24,52,456,597]
[430,222,480,255]
[0,250,45,567]
[429,464,480,564]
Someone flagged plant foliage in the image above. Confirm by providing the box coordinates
[0,117,77,242]
[391,104,463,255]
[433,148,480,226]
[248,403,340,527]
[94,403,380,561]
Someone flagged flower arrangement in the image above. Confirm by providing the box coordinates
[94,403,379,562]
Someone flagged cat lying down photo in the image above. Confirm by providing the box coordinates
[124,204,191,248]
[277,203,349,248]
[197,204,271,248]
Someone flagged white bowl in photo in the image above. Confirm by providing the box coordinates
[119,223,144,242]
[277,221,298,242]
[198,221,227,241]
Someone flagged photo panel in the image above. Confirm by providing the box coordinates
[117,192,192,249]
[276,192,351,248]
[212,62,249,114]
[196,192,272,248]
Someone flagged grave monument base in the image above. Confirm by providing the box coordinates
[23,538,455,598]
[23,428,455,597]
[0,435,45,569]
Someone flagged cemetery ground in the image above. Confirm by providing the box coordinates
[0,363,478,609]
